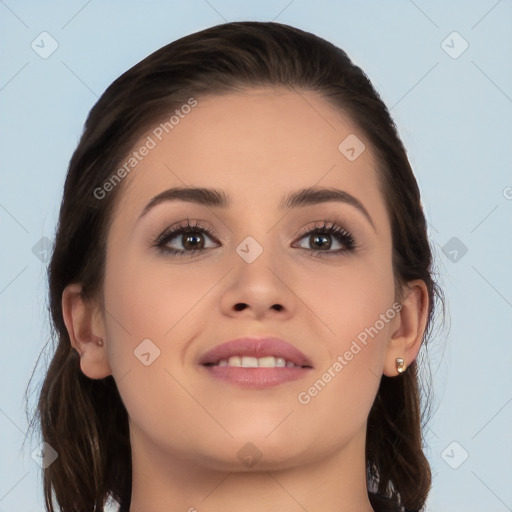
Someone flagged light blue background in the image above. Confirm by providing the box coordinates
[1,1,511,511]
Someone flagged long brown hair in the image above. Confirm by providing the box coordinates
[28,21,444,512]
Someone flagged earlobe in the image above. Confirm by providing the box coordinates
[61,283,112,379]
[383,280,429,377]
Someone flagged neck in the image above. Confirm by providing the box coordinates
[128,427,375,512]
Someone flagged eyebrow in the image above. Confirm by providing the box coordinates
[138,185,376,231]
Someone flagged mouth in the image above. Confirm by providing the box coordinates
[198,336,313,389]
[204,355,307,369]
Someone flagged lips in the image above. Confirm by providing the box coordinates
[198,336,314,368]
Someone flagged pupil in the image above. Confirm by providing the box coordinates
[184,232,204,250]
[311,234,331,250]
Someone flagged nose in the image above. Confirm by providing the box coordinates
[219,241,296,321]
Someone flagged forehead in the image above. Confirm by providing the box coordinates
[114,88,384,224]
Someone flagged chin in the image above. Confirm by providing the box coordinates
[201,445,309,473]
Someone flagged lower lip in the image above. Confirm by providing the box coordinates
[200,365,312,389]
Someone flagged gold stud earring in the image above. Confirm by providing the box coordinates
[97,337,104,347]
[395,357,406,374]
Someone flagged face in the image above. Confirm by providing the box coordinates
[98,88,399,471]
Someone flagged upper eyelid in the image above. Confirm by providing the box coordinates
[296,221,351,235]
[157,220,353,235]
[155,221,217,242]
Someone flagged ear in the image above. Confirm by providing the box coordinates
[62,283,112,379]
[383,279,429,377]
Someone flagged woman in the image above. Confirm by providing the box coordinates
[34,21,443,512]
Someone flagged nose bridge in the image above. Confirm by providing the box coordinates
[228,197,280,264]
[220,224,294,318]
[232,207,289,271]
[235,233,268,265]
[232,229,284,287]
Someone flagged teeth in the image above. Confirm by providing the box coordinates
[241,356,258,367]
[259,356,282,367]
[215,356,300,368]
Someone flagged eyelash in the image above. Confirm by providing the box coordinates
[153,219,357,258]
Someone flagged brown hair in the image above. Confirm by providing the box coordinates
[28,20,444,512]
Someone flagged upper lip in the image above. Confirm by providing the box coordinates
[198,336,314,367]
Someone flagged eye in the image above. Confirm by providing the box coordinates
[153,219,357,259]
[153,219,219,257]
[293,221,357,257]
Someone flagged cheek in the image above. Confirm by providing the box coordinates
[104,253,211,334]
[294,257,395,410]
[295,276,396,440]
[295,254,396,352]
[102,250,226,382]
[101,255,215,441]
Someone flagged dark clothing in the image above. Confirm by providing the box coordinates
[369,492,418,512]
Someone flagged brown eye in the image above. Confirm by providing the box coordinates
[293,222,356,257]
[154,221,219,256]
[180,231,206,250]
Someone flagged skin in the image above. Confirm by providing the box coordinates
[62,88,429,512]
